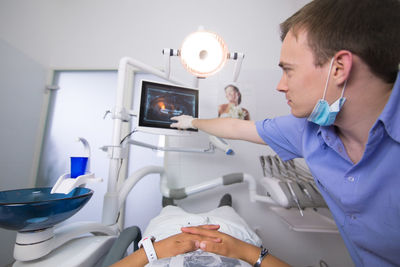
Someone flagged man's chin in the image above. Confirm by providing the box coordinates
[290,110,308,118]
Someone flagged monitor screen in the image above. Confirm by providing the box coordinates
[137,80,199,135]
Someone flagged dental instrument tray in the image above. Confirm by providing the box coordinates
[258,155,327,209]
[0,187,93,231]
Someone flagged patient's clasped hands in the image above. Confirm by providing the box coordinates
[112,223,290,267]
[154,224,221,259]
[181,224,261,265]
[180,225,290,267]
[149,223,255,262]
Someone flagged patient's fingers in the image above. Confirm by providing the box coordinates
[199,240,224,253]
[154,233,199,259]
[181,226,246,259]
[198,239,239,260]
[199,224,220,230]
[181,226,223,243]
[181,225,220,237]
[197,237,245,260]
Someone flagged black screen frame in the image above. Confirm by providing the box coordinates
[138,80,199,134]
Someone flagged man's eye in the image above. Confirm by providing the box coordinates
[282,68,292,76]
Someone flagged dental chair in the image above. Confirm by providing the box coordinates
[99,170,275,267]
[101,226,141,267]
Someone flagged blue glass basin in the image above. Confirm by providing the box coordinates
[0,187,93,232]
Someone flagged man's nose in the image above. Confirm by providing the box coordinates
[277,75,288,93]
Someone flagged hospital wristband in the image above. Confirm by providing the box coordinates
[253,246,269,267]
[139,236,158,263]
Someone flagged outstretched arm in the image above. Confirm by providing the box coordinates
[170,115,266,144]
[181,226,290,267]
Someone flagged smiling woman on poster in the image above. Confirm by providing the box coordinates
[218,84,250,120]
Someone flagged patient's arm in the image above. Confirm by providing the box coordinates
[109,246,148,267]
[182,226,291,267]
[110,232,198,267]
[110,225,221,267]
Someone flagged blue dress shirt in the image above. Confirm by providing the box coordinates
[256,72,400,267]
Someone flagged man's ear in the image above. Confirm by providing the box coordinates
[333,50,352,86]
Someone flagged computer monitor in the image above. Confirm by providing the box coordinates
[136,80,199,136]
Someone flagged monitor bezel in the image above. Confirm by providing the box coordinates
[136,79,199,136]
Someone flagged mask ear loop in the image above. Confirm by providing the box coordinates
[340,80,347,98]
[322,57,335,100]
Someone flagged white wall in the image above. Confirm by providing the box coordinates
[0,38,47,266]
[0,0,299,68]
[0,0,354,266]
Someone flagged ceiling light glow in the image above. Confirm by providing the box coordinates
[180,30,228,78]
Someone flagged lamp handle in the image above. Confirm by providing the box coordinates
[229,52,245,82]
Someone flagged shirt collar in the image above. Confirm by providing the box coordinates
[378,71,400,143]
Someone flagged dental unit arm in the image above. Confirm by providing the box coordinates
[160,172,277,205]
[101,166,165,226]
[125,135,234,155]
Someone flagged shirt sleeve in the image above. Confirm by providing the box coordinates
[255,115,306,161]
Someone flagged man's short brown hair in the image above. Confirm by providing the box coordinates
[280,0,400,83]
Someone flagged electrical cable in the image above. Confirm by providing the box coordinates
[120,128,137,144]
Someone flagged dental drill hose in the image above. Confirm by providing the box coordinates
[209,135,234,155]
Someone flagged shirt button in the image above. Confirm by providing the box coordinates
[348,176,355,182]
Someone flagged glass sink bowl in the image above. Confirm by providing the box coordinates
[0,187,93,232]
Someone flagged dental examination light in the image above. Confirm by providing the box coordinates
[162,28,245,84]
[180,30,228,78]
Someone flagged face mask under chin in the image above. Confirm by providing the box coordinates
[307,58,347,126]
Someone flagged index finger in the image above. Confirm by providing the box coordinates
[181,225,221,238]
[199,224,220,230]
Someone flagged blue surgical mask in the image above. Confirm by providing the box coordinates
[308,58,347,126]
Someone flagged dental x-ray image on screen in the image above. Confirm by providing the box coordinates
[137,80,198,136]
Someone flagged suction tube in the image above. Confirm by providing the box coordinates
[209,135,234,155]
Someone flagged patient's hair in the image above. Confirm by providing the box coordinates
[280,0,400,83]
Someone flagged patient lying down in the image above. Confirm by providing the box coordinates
[111,194,290,267]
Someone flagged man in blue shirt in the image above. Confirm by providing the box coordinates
[171,0,400,266]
